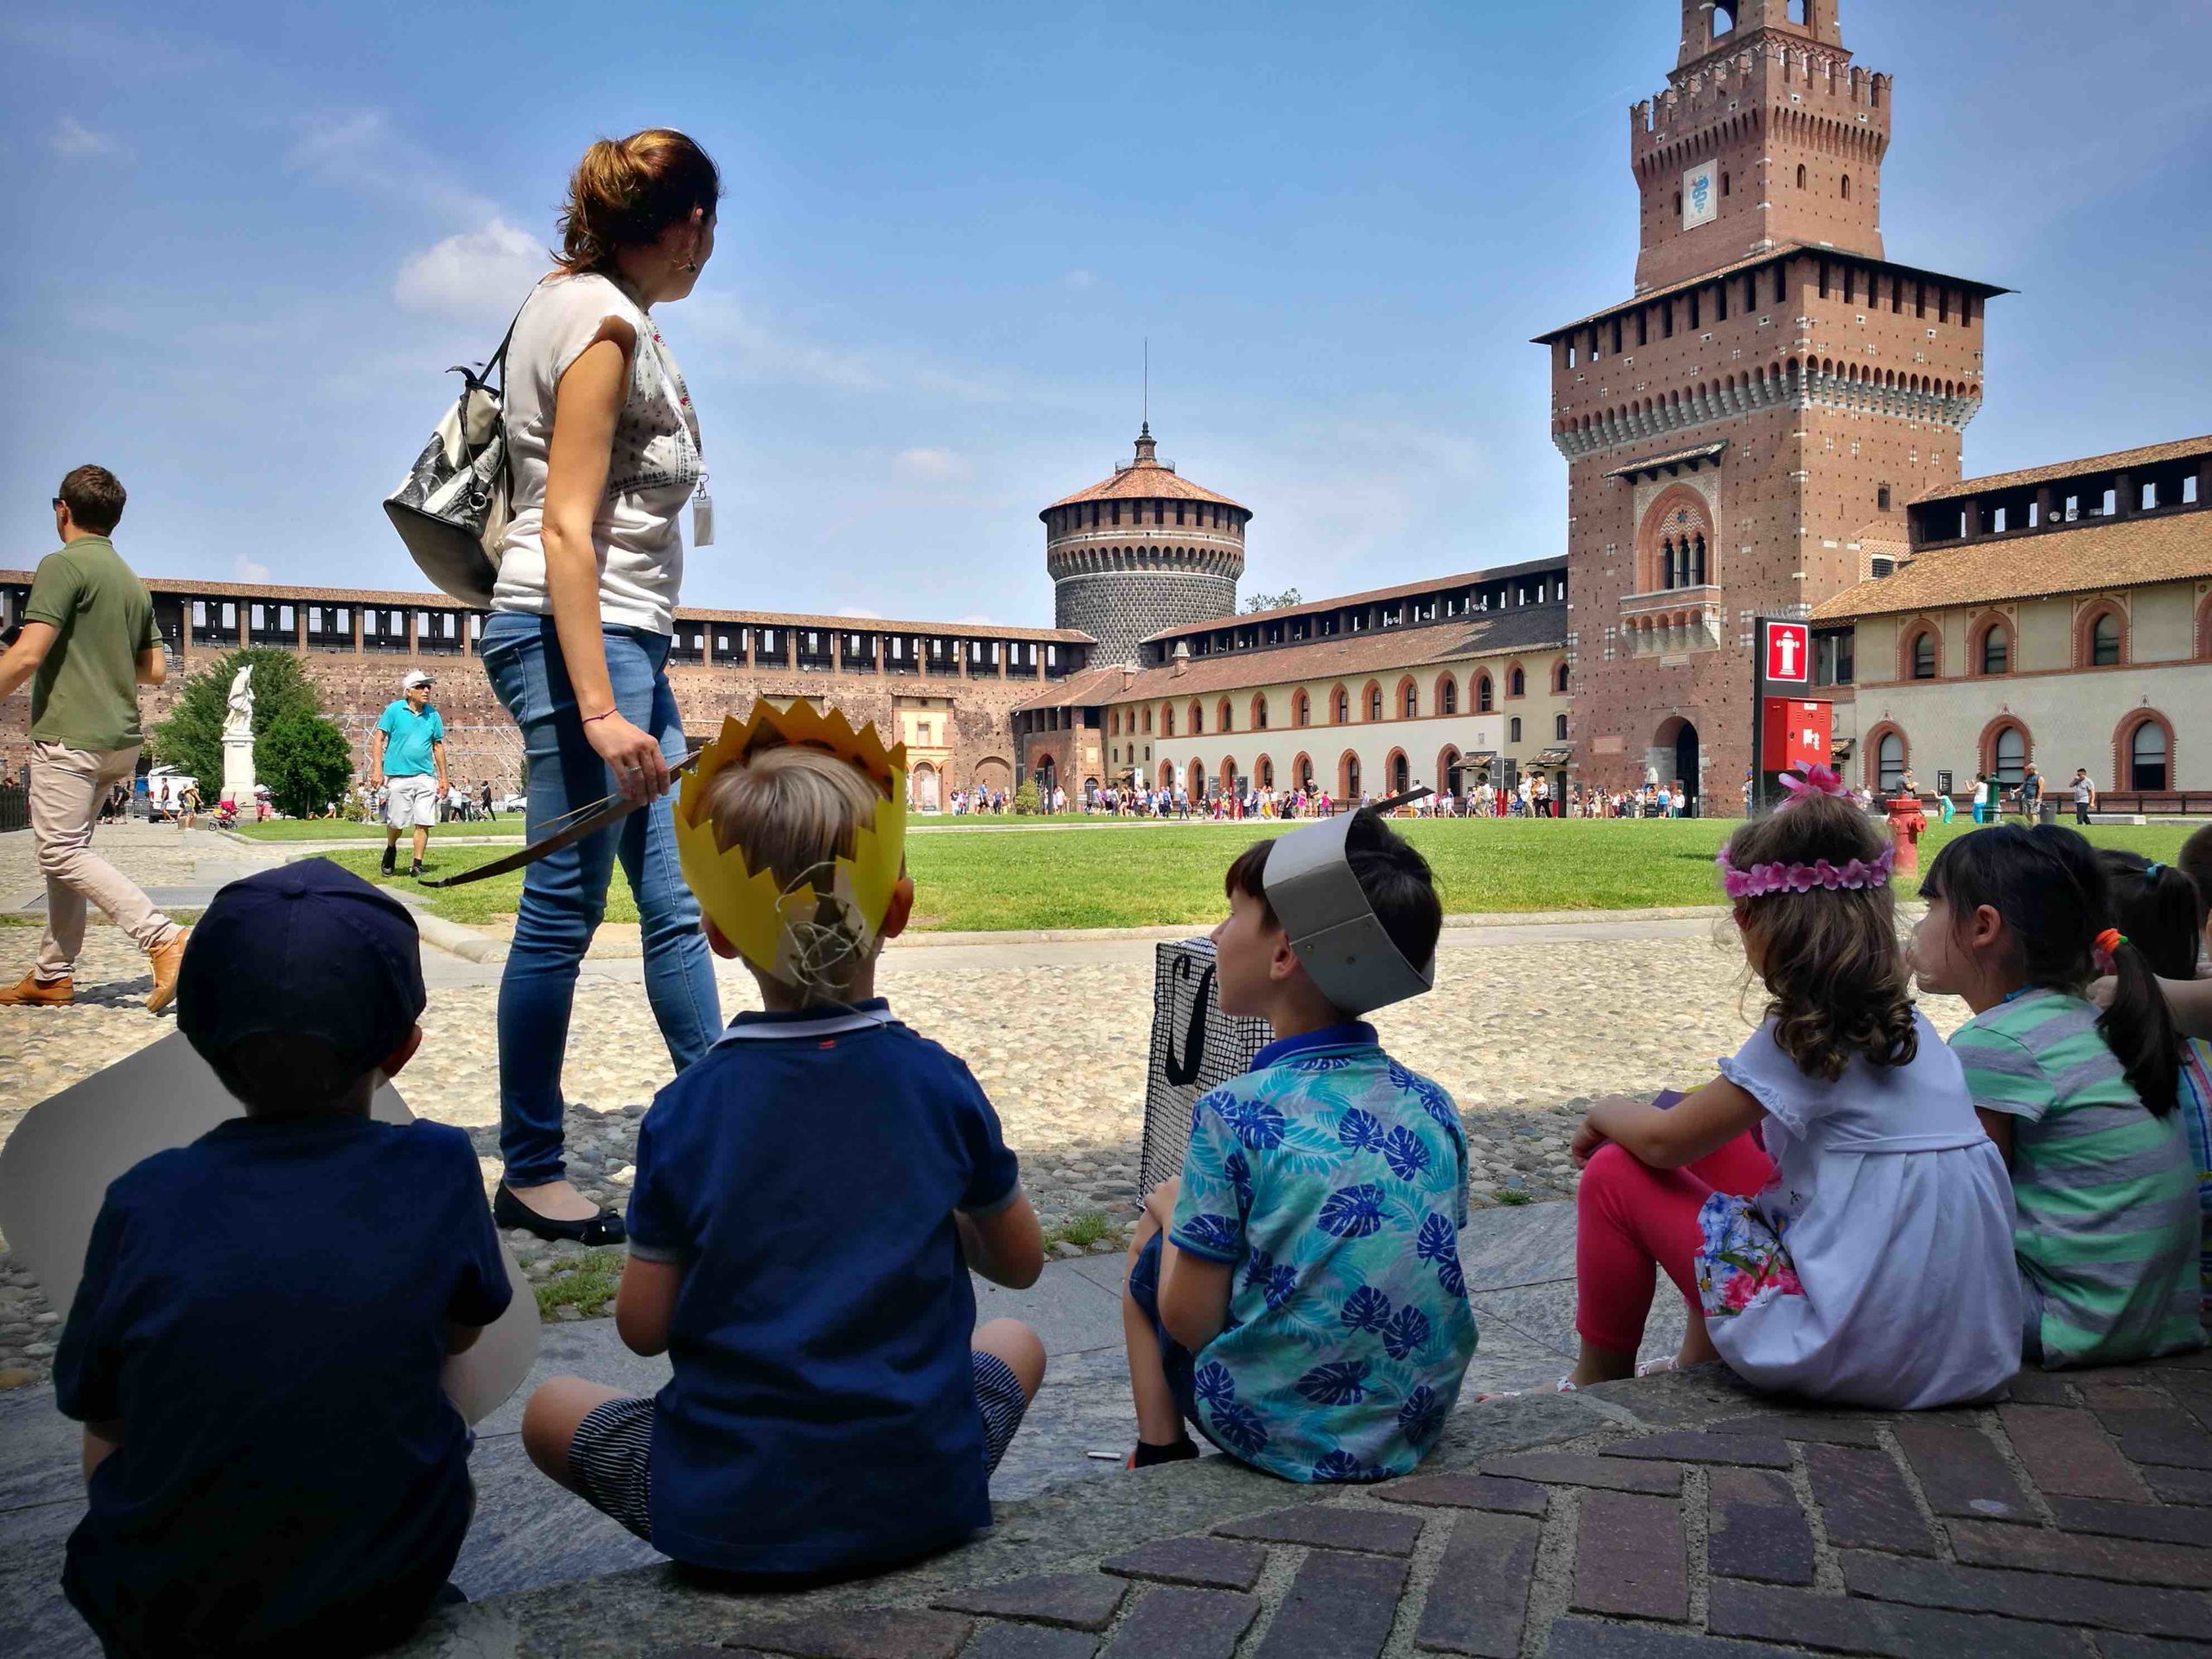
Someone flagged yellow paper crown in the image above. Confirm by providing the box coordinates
[675,699,909,990]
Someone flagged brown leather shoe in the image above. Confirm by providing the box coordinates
[0,973,73,1007]
[146,929,189,1014]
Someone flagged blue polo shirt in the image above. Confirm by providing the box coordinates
[54,1116,511,1658]
[626,1000,1021,1574]
[375,700,444,778]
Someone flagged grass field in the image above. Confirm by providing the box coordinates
[230,819,521,842]
[314,817,2201,933]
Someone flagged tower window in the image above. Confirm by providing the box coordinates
[1841,175,1852,201]
[1878,485,1891,512]
[1796,163,1808,189]
[1722,171,1731,197]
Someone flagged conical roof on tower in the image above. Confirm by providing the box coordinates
[1041,424,1249,515]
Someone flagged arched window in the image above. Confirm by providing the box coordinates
[1141,707,1153,734]
[1332,689,1349,724]
[1509,716,1523,744]
[1841,175,1852,201]
[1391,752,1410,794]
[1343,753,1361,798]
[1662,537,1676,590]
[1509,665,1527,697]
[1367,685,1383,721]
[1910,631,1936,679]
[1554,663,1569,693]
[1477,675,1494,713]
[2091,611,2121,666]
[1691,535,1707,585]
[1402,681,1419,719]
[1796,162,1808,189]
[1253,695,1269,731]
[1297,755,1314,791]
[1991,724,2026,788]
[1554,713,1568,741]
[1978,624,2009,676]
[1191,702,1204,735]
[1258,757,1274,789]
[1162,704,1175,737]
[1877,732,1905,793]
[1438,677,1458,715]
[1294,690,1311,727]
[2126,717,2171,791]
[1217,698,1234,733]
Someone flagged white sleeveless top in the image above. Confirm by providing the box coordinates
[492,273,702,635]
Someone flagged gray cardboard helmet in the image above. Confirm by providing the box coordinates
[1262,791,1436,1015]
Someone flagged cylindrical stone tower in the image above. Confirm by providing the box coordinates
[1041,424,1247,664]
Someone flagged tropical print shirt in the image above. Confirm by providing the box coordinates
[1168,1024,1478,1482]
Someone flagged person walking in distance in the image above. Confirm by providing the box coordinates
[0,467,188,1011]
[371,671,448,880]
[2072,768,2096,826]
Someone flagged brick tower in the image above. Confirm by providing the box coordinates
[1538,0,2002,811]
[1041,425,1247,665]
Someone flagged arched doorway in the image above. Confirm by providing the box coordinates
[1674,722,1700,813]
[1030,758,1055,798]
[913,763,941,812]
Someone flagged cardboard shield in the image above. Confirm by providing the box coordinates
[0,1032,539,1424]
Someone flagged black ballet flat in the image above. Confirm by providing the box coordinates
[493,1183,627,1246]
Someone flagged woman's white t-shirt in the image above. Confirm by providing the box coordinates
[492,272,702,636]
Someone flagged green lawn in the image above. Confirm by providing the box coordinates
[231,818,521,842]
[312,817,2200,934]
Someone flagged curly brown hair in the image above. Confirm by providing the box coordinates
[1721,791,1917,1081]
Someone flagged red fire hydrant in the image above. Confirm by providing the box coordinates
[1886,793,1929,876]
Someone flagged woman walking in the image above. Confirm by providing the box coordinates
[479,129,724,1243]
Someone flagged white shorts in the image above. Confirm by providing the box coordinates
[385,774,439,830]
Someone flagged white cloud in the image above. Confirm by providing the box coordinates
[287,108,498,222]
[833,606,883,620]
[393,219,545,318]
[1063,269,1096,291]
[232,553,272,585]
[50,116,124,156]
[893,446,968,482]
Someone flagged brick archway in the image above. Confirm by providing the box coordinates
[1976,715,2032,784]
[1395,674,1421,720]
[1897,616,1944,681]
[1189,699,1205,735]
[1361,679,1384,721]
[1327,683,1350,725]
[2114,709,2176,792]
[1384,747,1410,796]
[1435,671,1459,715]
[1216,697,1234,734]
[1863,721,1909,793]
[1249,692,1270,731]
[1220,755,1240,792]
[2074,599,2129,668]
[1636,485,1715,595]
[1290,751,1314,792]
[1966,611,2013,677]
[1338,750,1361,800]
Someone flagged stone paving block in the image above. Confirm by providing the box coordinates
[1100,1537,1267,1592]
[1381,1472,1548,1516]
[960,1628,1100,1659]
[2145,1465,2212,1505]
[1706,1580,2090,1659]
[2082,1382,2169,1408]
[715,1608,975,1659]
[1946,1517,2212,1587]
[1572,1490,1688,1623]
[1214,1503,1423,1556]
[1889,1420,2035,1521]
[1095,1586,1259,1659]
[2096,1637,2212,1659]
[1480,1452,1681,1495]
[1603,1430,1791,1468]
[2099,1406,2212,1470]
[1802,1443,1935,1555]
[1707,1412,1887,1446]
[1707,1467,1815,1586]
[1412,1510,1540,1656]
[1251,1548,1407,1659]
[2048,1495,2212,1546]
[1542,1617,1802,1657]
[933,1573,1128,1631]
[2002,1370,2075,1406]
[1996,1403,2151,1501]
[1839,1551,2212,1638]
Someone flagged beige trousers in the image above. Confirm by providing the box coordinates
[29,741,176,982]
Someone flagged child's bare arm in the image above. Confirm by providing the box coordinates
[615,1256,685,1357]
[1159,1245,1235,1351]
[1578,1077,1767,1170]
[957,1192,1045,1290]
[81,1421,122,1484]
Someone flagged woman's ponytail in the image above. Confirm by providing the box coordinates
[556,129,721,274]
[2097,928,2183,1119]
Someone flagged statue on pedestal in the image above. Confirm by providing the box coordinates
[222,665,255,741]
[220,664,257,807]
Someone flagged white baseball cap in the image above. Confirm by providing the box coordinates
[402,671,433,690]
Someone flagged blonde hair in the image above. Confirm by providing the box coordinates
[701,742,892,1005]
[556,128,721,274]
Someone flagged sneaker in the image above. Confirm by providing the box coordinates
[0,973,73,1007]
[410,860,424,879]
[145,929,189,1014]
[379,845,397,877]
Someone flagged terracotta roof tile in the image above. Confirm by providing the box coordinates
[1045,458,1246,513]
[1910,435,2212,505]
[1604,441,1727,480]
[1140,557,1564,645]
[1014,666,1135,712]
[1808,510,2212,620]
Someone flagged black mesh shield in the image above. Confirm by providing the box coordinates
[1139,938,1273,1201]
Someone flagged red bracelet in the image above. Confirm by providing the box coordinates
[581,709,616,727]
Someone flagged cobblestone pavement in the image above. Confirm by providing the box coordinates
[0,824,1974,1385]
[389,1351,2212,1658]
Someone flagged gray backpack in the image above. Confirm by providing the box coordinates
[383,308,521,607]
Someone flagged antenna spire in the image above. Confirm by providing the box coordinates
[1142,338,1149,433]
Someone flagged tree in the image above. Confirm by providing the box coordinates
[1243,588,1303,613]
[149,647,332,787]
[259,712,354,819]
[1013,779,1043,816]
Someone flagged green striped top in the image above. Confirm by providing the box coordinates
[1950,988,2204,1369]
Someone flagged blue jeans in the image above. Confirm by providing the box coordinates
[480,613,721,1187]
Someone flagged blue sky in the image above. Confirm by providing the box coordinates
[4,2,2208,626]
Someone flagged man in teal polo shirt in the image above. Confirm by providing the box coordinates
[0,467,188,1011]
[371,670,447,879]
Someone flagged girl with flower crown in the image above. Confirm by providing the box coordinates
[1546,766,2021,1407]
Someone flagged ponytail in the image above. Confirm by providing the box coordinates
[2099,931,2182,1118]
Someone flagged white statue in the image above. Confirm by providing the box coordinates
[222,665,254,741]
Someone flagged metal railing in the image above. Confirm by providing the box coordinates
[0,783,26,834]
[2093,791,2212,817]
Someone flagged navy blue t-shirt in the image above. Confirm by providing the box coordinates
[54,1115,511,1658]
[626,1000,1021,1574]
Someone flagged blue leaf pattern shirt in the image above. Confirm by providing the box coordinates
[1167,1024,1478,1482]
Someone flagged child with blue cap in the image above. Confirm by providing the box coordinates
[52,859,511,1659]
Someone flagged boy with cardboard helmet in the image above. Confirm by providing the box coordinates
[53,860,511,1659]
[1123,796,1478,1480]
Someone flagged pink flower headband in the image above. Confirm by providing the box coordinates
[1716,765,1893,899]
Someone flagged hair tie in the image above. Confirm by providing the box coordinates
[2092,926,2127,975]
[2144,862,2164,880]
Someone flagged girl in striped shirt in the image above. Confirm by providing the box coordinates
[1913,826,2202,1369]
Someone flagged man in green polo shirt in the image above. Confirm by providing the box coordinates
[0,467,188,1011]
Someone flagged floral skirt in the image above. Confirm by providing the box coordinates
[1695,1193,1807,1321]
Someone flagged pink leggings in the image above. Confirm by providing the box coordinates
[1574,1133,1776,1354]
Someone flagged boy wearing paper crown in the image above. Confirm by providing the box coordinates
[1122,804,1477,1479]
[519,701,1047,1577]
[53,861,512,1659]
